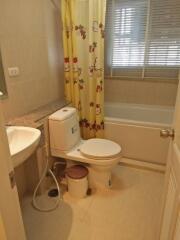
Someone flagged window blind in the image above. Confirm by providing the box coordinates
[105,0,180,80]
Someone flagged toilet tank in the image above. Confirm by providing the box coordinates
[49,107,80,152]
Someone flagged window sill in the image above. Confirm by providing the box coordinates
[104,76,179,84]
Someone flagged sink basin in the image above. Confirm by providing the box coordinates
[6,126,41,168]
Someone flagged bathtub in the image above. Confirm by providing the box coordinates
[104,102,174,165]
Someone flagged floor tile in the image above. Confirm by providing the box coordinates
[21,164,164,240]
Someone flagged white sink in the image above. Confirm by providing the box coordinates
[6,126,41,168]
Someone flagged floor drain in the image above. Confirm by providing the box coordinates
[48,188,58,197]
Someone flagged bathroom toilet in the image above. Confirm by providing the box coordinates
[48,107,122,189]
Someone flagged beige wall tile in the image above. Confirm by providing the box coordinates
[0,0,65,121]
[105,79,178,106]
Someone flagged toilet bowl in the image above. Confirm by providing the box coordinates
[48,107,122,190]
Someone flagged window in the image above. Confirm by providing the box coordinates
[105,0,180,80]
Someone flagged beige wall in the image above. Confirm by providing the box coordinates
[105,78,178,106]
[0,0,64,121]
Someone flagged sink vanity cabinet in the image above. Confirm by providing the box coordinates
[34,120,55,194]
[13,121,51,199]
[9,101,68,199]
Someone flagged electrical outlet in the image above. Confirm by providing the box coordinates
[8,67,20,77]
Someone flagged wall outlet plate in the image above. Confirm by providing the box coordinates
[8,67,20,77]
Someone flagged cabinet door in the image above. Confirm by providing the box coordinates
[159,143,180,240]
[160,80,180,240]
[160,169,178,240]
[173,199,180,240]
[0,213,7,240]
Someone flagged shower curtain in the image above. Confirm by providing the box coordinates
[61,0,106,139]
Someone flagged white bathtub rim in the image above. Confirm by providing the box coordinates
[105,116,172,128]
[105,102,174,112]
[105,102,174,126]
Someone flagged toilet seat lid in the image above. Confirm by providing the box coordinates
[80,138,121,159]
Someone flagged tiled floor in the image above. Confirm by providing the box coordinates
[21,164,165,240]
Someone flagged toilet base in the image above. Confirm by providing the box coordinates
[66,160,114,190]
[88,165,113,190]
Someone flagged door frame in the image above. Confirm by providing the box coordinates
[0,102,26,240]
[158,80,180,239]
